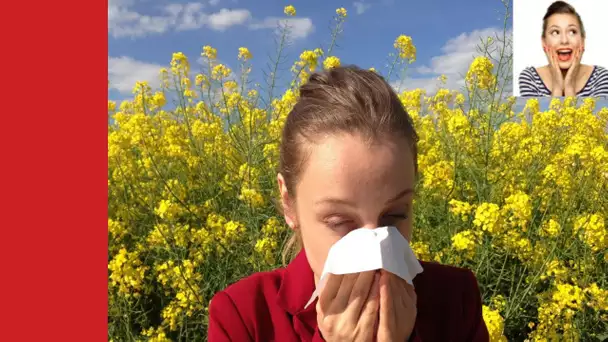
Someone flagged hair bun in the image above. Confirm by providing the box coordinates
[307,72,330,86]
[302,66,369,99]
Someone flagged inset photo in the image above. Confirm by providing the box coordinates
[513,0,608,98]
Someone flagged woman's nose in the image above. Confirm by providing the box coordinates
[361,223,381,230]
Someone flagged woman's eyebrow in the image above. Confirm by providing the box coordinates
[548,24,578,30]
[386,188,414,204]
[314,197,356,208]
[313,188,414,207]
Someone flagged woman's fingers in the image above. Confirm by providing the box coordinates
[344,271,376,319]
[401,282,417,310]
[330,273,359,312]
[378,271,393,329]
[357,272,381,340]
[318,273,343,312]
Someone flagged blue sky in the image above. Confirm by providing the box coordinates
[108,0,608,109]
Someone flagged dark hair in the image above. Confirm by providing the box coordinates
[542,1,586,38]
[278,65,419,261]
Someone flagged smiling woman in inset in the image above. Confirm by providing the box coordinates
[518,1,608,98]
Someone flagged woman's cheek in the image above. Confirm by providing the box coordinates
[399,216,414,241]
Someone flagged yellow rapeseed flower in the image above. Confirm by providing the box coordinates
[540,219,561,237]
[482,305,507,342]
[238,187,265,208]
[336,7,347,17]
[585,283,608,312]
[411,241,432,261]
[465,56,496,91]
[473,203,502,234]
[455,93,465,106]
[573,214,606,253]
[449,199,474,221]
[525,98,540,114]
[202,45,217,60]
[195,74,208,87]
[238,47,252,61]
[323,56,341,70]
[284,5,296,16]
[394,35,416,63]
[502,191,531,230]
[108,248,148,297]
[297,49,322,72]
[212,64,232,80]
[451,230,478,260]
[171,52,190,76]
[255,237,279,265]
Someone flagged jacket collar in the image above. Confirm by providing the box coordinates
[276,249,319,338]
[276,249,317,317]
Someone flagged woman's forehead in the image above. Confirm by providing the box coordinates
[295,133,415,199]
[546,13,579,27]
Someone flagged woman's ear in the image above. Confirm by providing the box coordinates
[277,173,297,230]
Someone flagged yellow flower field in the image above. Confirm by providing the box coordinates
[107,4,608,341]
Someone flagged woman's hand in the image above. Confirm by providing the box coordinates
[564,46,583,97]
[316,271,381,342]
[545,47,564,97]
[377,271,417,342]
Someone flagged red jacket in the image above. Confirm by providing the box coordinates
[208,249,490,341]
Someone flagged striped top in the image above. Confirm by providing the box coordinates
[518,65,608,98]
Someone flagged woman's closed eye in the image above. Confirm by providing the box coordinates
[324,215,355,230]
[322,212,409,230]
[380,213,408,226]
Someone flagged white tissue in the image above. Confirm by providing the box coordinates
[304,226,423,309]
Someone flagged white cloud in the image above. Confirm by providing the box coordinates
[109,1,313,40]
[353,1,371,15]
[207,8,251,31]
[108,3,180,38]
[403,26,512,94]
[249,17,314,40]
[108,1,254,38]
[392,77,466,95]
[108,56,165,94]
[174,3,207,30]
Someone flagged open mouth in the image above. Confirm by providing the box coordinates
[557,49,573,62]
